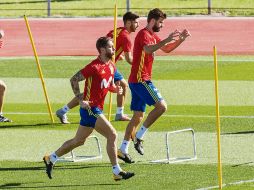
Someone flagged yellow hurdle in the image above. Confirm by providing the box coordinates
[213,46,223,189]
[24,15,55,123]
[107,3,117,121]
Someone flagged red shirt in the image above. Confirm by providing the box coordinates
[129,28,161,83]
[107,27,132,62]
[81,57,116,110]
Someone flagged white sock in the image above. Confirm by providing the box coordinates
[62,105,70,114]
[136,125,148,140]
[0,112,2,116]
[116,107,124,115]
[112,164,122,175]
[120,140,130,154]
[50,152,59,164]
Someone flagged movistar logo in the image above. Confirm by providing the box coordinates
[100,76,113,89]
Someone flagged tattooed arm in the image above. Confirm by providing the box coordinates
[70,70,84,100]
[70,70,92,109]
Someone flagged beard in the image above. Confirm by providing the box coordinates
[152,25,161,32]
[106,52,114,59]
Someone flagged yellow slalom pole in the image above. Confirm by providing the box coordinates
[24,15,55,123]
[214,46,223,189]
[107,3,117,121]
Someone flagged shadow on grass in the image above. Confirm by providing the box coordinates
[0,182,119,189]
[232,161,254,167]
[0,123,76,129]
[0,0,81,5]
[222,130,254,135]
[0,163,109,172]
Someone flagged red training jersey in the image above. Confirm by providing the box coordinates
[128,28,161,83]
[106,27,132,62]
[81,57,116,110]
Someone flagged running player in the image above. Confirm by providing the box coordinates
[56,12,139,123]
[118,8,191,163]
[43,37,134,181]
[0,29,12,122]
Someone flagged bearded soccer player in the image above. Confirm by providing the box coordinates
[117,8,191,163]
[43,37,135,181]
[56,12,139,124]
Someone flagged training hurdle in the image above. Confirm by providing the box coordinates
[151,128,197,164]
[58,136,102,162]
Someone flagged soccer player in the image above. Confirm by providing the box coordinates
[117,8,191,163]
[0,80,12,122]
[0,29,3,48]
[0,29,12,122]
[56,12,140,124]
[43,37,135,181]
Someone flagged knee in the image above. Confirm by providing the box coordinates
[157,101,167,113]
[120,80,128,90]
[161,103,167,113]
[110,130,118,141]
[0,82,6,92]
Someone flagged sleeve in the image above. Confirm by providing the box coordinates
[80,64,94,78]
[122,35,132,52]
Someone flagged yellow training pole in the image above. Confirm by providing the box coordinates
[24,15,55,123]
[107,3,117,121]
[214,46,223,189]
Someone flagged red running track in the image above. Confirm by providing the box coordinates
[0,17,253,56]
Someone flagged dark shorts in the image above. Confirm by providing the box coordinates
[114,69,124,82]
[129,81,163,112]
[79,107,103,128]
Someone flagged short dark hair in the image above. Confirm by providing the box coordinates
[96,37,111,53]
[147,8,167,23]
[123,12,139,25]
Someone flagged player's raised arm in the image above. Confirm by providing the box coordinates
[161,29,191,53]
[143,30,181,54]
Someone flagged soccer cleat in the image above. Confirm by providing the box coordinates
[43,155,54,179]
[56,109,70,124]
[134,137,144,155]
[117,149,135,164]
[0,115,12,122]
[115,114,131,121]
[113,171,135,181]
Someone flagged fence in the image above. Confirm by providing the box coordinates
[0,0,254,17]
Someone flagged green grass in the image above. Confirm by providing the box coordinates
[0,0,254,17]
[1,56,254,80]
[0,161,253,190]
[0,55,254,189]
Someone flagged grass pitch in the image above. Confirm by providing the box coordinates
[0,56,253,189]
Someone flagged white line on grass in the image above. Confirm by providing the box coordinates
[196,178,254,190]
[4,112,254,119]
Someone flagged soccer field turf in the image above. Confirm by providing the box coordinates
[0,56,253,189]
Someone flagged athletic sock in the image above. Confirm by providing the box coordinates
[116,107,124,115]
[50,152,59,164]
[113,164,122,175]
[120,140,130,154]
[136,125,148,140]
[61,105,70,114]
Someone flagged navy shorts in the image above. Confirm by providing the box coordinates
[114,69,124,82]
[129,81,163,112]
[79,107,102,128]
